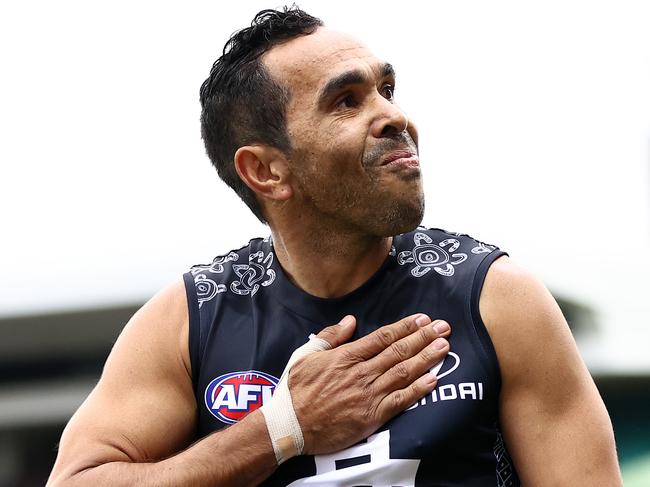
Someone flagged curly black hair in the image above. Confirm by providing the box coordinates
[199,6,323,223]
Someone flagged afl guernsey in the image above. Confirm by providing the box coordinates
[183,227,521,486]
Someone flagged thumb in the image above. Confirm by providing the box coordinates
[316,315,356,349]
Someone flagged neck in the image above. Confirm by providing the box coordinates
[270,224,392,299]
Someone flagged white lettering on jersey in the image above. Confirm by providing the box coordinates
[459,382,476,400]
[212,384,237,410]
[405,351,485,411]
[236,384,261,410]
[288,430,419,486]
[439,384,457,400]
[211,383,275,411]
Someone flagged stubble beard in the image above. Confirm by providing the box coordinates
[357,131,425,236]
[361,173,425,237]
[295,160,425,240]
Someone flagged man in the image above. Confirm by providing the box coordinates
[48,6,621,486]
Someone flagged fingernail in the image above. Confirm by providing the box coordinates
[415,314,431,327]
[433,321,450,334]
[423,373,438,386]
[432,337,448,350]
[340,315,354,328]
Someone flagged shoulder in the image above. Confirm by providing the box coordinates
[111,279,191,377]
[393,226,504,278]
[479,255,551,318]
[478,256,580,388]
[188,236,269,276]
[133,279,189,330]
[479,256,560,338]
[185,236,275,304]
[395,226,501,253]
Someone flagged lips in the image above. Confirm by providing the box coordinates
[380,149,419,168]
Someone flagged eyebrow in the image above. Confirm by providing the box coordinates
[317,62,396,106]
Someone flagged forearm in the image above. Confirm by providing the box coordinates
[49,410,278,487]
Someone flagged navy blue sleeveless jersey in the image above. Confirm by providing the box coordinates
[183,227,521,486]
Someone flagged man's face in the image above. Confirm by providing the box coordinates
[264,28,424,237]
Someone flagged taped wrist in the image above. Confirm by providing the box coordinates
[260,334,331,464]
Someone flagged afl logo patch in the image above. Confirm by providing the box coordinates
[204,370,278,424]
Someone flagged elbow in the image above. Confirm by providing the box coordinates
[46,473,71,487]
[47,464,97,487]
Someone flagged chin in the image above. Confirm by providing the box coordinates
[373,198,425,237]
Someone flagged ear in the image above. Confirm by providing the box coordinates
[234,145,293,202]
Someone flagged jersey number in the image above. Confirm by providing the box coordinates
[287,430,419,487]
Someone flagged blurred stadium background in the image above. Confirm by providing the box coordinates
[1,1,648,485]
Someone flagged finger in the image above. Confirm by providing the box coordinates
[363,320,451,379]
[372,334,449,394]
[435,320,452,340]
[316,315,356,349]
[340,313,432,361]
[376,371,439,422]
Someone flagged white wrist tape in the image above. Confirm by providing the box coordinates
[260,333,331,464]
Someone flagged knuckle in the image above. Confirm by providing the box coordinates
[317,324,337,339]
[391,362,410,380]
[354,363,370,383]
[390,389,405,410]
[338,345,363,363]
[409,381,423,400]
[389,339,410,361]
[400,316,418,334]
[374,328,395,348]
[419,345,436,363]
[358,386,379,422]
[360,383,375,404]
[418,325,434,343]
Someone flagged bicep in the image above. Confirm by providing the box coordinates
[50,281,197,480]
[481,257,621,486]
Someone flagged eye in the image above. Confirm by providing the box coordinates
[335,93,358,109]
[381,84,395,101]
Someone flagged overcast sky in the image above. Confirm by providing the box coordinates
[1,0,649,370]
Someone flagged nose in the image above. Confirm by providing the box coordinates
[370,95,409,139]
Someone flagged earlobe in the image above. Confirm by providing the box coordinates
[234,146,293,202]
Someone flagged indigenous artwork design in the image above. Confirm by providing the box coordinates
[471,242,495,254]
[191,245,276,307]
[230,250,276,296]
[397,232,468,277]
[191,251,239,276]
[194,274,227,309]
[494,430,518,487]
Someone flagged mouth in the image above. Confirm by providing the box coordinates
[380,149,420,169]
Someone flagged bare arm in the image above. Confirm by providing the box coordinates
[480,256,622,486]
[48,280,452,486]
[47,280,278,486]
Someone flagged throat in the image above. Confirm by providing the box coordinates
[272,231,393,299]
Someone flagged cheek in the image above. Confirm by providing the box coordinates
[324,126,367,170]
[291,115,369,178]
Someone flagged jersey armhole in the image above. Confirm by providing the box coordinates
[183,272,202,393]
[468,250,508,390]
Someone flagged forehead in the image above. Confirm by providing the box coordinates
[263,28,386,102]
